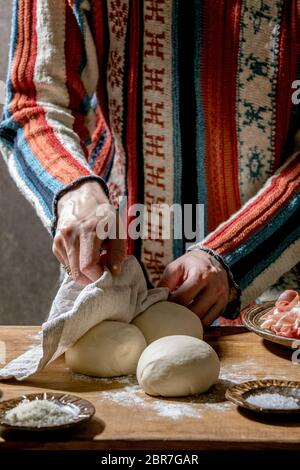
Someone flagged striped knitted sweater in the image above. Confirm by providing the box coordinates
[0,0,299,317]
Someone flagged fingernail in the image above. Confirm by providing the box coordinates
[113,264,120,271]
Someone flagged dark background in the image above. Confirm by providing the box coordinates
[0,2,59,324]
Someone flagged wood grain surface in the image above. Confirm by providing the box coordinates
[0,326,300,450]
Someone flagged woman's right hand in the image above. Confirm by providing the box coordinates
[52,181,126,285]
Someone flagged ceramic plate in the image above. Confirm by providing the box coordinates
[226,379,300,414]
[0,392,95,431]
[242,301,300,349]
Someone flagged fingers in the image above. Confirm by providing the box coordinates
[53,182,122,284]
[189,284,228,325]
[107,237,126,276]
[188,287,215,319]
[200,302,225,326]
[79,225,104,282]
[169,274,206,306]
[53,217,126,284]
[52,231,68,266]
[53,226,100,285]
[157,263,182,291]
[60,227,91,285]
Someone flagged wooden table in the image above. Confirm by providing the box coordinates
[0,326,300,450]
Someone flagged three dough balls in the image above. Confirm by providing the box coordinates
[65,301,220,396]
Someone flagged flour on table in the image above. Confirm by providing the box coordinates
[100,382,203,420]
[220,360,276,383]
[72,373,232,420]
[70,359,287,421]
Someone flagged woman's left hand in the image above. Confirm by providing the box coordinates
[158,249,230,326]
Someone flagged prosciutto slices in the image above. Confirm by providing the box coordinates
[261,290,300,339]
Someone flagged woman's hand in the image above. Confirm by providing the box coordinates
[158,249,229,326]
[52,181,126,285]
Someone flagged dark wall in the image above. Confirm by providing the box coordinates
[0,2,59,324]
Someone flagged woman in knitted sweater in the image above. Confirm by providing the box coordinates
[0,0,299,325]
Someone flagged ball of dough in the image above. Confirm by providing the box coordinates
[132,301,203,344]
[137,335,220,397]
[65,320,147,377]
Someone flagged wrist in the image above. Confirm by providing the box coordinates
[52,176,109,236]
[58,180,109,216]
[187,244,241,319]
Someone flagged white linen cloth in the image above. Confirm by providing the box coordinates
[0,256,168,380]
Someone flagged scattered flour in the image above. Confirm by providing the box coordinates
[70,359,288,421]
[100,383,203,420]
[73,373,233,420]
[219,359,282,383]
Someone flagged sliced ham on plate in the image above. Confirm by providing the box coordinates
[261,290,300,339]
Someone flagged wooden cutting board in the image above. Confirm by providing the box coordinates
[0,325,300,450]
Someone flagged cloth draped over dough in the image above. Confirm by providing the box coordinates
[0,256,168,381]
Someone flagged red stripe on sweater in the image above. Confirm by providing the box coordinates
[201,0,241,233]
[89,0,114,177]
[204,156,300,254]
[65,4,90,159]
[10,0,37,114]
[124,0,141,255]
[10,0,91,185]
[91,108,113,176]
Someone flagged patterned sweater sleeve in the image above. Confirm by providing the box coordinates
[0,0,107,235]
[201,152,300,309]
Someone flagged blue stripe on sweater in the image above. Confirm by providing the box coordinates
[172,0,183,258]
[194,0,208,238]
[17,132,63,194]
[89,129,107,168]
[223,190,300,266]
[236,223,300,291]
[14,130,64,214]
[13,147,53,220]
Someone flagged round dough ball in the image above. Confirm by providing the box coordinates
[137,335,220,397]
[132,301,203,344]
[65,320,147,377]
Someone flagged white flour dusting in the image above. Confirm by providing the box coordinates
[220,359,288,383]
[70,359,287,421]
[72,373,233,420]
[100,382,203,420]
[219,360,260,383]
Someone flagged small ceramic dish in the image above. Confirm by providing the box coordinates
[226,379,300,414]
[242,302,300,349]
[0,392,95,431]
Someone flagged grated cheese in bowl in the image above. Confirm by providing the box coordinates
[5,398,80,428]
